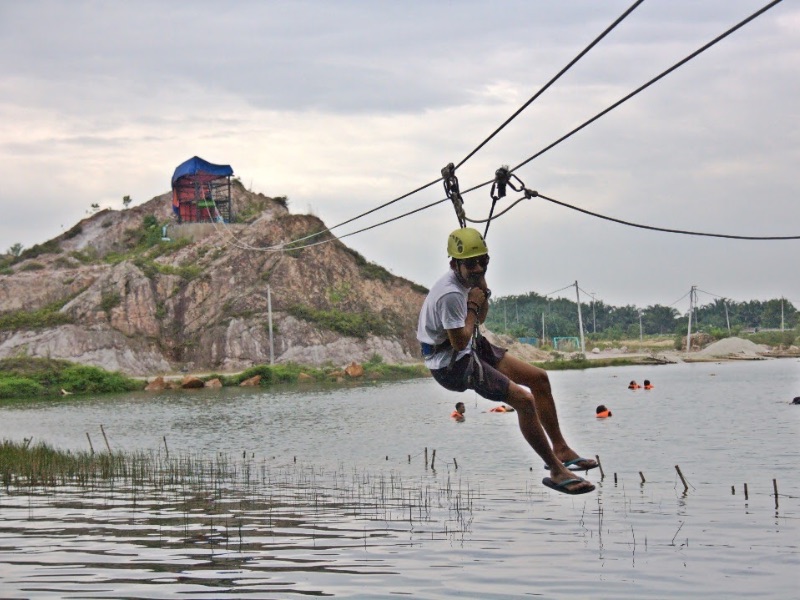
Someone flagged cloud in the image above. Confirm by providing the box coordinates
[1,0,797,309]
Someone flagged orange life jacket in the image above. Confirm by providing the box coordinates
[596,410,611,418]
[628,384,640,389]
[644,384,653,390]
[451,411,464,419]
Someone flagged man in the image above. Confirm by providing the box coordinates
[596,405,612,418]
[417,227,596,495]
[451,401,466,420]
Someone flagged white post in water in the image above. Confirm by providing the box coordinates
[575,281,586,355]
[267,285,275,365]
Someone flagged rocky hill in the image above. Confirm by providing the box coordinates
[0,182,428,375]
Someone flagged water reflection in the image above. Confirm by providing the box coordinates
[1,359,798,598]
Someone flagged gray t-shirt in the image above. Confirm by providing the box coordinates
[416,269,474,369]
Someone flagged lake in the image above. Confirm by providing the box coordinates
[1,358,798,598]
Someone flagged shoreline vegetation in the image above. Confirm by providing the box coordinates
[0,354,659,402]
[1,328,797,402]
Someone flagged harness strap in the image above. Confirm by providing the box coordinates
[420,338,452,357]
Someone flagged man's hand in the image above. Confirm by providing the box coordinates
[468,286,486,307]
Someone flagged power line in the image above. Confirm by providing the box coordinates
[696,288,727,300]
[543,283,576,298]
[454,0,645,171]
[667,290,691,308]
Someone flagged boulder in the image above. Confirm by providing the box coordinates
[181,376,205,389]
[205,378,223,388]
[145,376,167,391]
[297,372,314,382]
[344,362,364,378]
[240,375,261,387]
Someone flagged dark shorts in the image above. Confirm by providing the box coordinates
[430,336,510,402]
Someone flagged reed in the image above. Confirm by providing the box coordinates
[0,439,477,540]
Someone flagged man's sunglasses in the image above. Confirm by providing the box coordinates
[460,255,490,269]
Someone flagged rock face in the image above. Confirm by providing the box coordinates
[0,182,427,375]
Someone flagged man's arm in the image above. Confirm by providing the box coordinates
[473,275,490,323]
[446,286,488,351]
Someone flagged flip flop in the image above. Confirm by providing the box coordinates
[543,457,599,472]
[542,477,595,495]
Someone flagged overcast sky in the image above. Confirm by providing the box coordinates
[1,1,798,311]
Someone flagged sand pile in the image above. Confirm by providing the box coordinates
[695,337,769,357]
[483,330,552,361]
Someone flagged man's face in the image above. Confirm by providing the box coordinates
[457,254,489,286]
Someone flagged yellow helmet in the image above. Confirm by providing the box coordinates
[447,227,488,259]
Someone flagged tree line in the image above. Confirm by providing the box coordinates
[485,291,798,341]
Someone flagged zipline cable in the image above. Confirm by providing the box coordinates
[509,0,784,174]
[454,0,786,198]
[213,0,787,254]
[266,177,443,248]
[534,192,800,240]
[467,189,800,239]
[213,2,645,252]
[454,0,645,171]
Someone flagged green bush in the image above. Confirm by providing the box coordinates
[100,291,122,313]
[17,240,61,261]
[0,357,142,399]
[746,331,796,347]
[70,249,98,264]
[342,246,394,282]
[288,304,390,338]
[59,365,140,394]
[0,305,73,331]
[64,224,83,239]
[229,363,321,385]
[363,362,428,379]
[19,262,46,271]
[0,377,44,399]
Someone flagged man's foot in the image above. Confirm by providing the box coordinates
[543,456,598,471]
[542,476,595,495]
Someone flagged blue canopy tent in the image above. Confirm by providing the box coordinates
[171,156,234,223]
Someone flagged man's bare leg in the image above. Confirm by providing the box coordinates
[503,381,594,492]
[498,353,597,470]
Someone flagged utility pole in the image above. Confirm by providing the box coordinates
[639,310,643,344]
[267,285,275,365]
[686,285,696,353]
[575,281,586,355]
[781,297,785,331]
[591,293,597,334]
[541,311,545,346]
[724,300,731,334]
[503,300,507,333]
